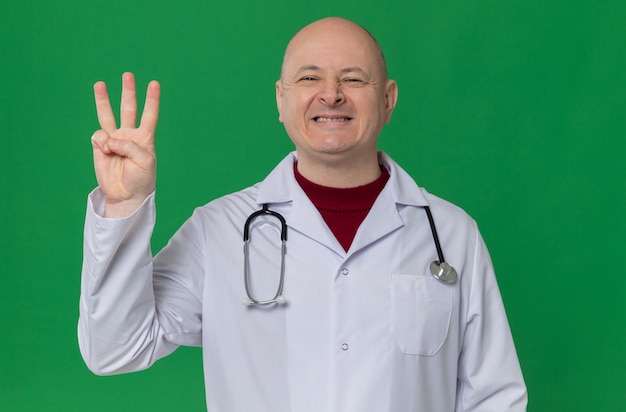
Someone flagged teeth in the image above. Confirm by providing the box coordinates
[315,117,350,123]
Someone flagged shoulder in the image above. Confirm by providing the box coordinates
[192,184,260,222]
[421,188,475,225]
[181,153,297,227]
[381,151,476,228]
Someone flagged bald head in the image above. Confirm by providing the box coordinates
[280,17,388,81]
[274,16,398,184]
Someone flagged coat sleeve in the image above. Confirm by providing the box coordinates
[455,227,528,411]
[77,188,203,375]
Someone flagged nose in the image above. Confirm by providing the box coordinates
[318,80,345,106]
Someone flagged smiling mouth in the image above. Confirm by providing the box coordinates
[313,116,352,123]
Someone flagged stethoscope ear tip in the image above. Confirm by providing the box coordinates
[275,296,286,305]
[242,298,253,306]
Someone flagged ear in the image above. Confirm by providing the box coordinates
[275,80,284,123]
[384,79,398,123]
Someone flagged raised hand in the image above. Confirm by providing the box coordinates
[90,72,160,218]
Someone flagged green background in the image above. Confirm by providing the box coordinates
[1,0,624,410]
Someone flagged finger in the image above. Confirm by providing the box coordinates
[91,129,112,154]
[106,137,155,167]
[120,72,137,128]
[94,81,118,133]
[139,80,161,134]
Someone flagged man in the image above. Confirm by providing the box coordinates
[79,17,527,411]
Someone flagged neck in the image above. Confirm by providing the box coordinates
[295,151,381,188]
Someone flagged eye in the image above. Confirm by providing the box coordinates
[342,78,367,86]
[299,76,318,82]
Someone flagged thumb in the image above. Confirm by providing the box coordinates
[106,138,155,166]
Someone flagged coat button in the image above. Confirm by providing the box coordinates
[341,268,349,276]
[341,343,349,351]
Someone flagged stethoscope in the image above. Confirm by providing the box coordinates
[242,204,457,306]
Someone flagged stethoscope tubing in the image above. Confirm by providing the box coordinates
[243,204,287,306]
[242,203,457,306]
[424,206,447,264]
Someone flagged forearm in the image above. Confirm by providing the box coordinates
[78,188,176,375]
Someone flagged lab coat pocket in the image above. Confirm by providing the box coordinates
[391,274,452,356]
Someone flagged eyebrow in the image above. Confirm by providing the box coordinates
[340,67,370,76]
[294,65,371,77]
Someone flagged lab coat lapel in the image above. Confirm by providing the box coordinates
[287,187,345,254]
[348,188,404,254]
[255,151,430,256]
[255,152,344,254]
[348,152,430,254]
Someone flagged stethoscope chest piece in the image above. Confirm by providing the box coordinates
[424,206,458,284]
[430,260,458,284]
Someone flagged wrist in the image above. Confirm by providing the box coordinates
[103,196,149,218]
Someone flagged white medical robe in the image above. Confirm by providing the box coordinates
[78,152,527,411]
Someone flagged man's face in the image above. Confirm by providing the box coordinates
[276,19,397,167]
